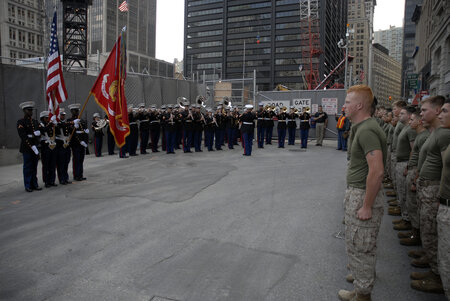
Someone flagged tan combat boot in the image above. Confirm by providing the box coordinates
[393,220,412,231]
[410,270,435,280]
[411,272,444,294]
[385,190,397,197]
[392,218,403,224]
[408,249,426,258]
[388,200,399,206]
[338,289,356,301]
[388,206,401,216]
[399,228,421,246]
[355,293,372,301]
[411,256,430,268]
[398,231,413,238]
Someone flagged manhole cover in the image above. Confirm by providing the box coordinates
[150,297,181,301]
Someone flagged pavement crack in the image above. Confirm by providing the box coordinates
[149,238,199,268]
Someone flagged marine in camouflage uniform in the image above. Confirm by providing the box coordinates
[437,102,450,298]
[339,85,387,301]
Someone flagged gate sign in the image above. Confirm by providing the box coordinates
[321,98,338,115]
[292,98,311,111]
[260,100,290,110]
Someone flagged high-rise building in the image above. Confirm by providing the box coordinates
[371,43,402,105]
[347,0,376,87]
[412,1,449,98]
[184,0,348,91]
[88,0,157,73]
[401,0,422,99]
[0,0,45,64]
[373,25,403,63]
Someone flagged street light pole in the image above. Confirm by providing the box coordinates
[344,25,349,89]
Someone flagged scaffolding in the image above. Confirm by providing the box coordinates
[61,0,92,72]
[299,0,322,90]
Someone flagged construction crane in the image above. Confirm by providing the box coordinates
[314,55,354,90]
[299,0,322,90]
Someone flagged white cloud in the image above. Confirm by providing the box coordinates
[373,0,406,31]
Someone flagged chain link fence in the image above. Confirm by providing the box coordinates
[0,63,206,148]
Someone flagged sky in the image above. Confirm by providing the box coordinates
[155,0,406,63]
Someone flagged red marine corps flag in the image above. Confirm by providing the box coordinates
[90,28,129,147]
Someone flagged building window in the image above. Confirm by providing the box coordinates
[187,8,223,17]
[229,2,271,11]
[188,0,222,7]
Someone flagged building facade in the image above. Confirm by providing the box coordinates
[371,43,402,106]
[184,0,347,91]
[347,0,376,87]
[412,0,449,98]
[0,0,45,64]
[87,0,167,75]
[373,25,403,63]
[401,0,422,99]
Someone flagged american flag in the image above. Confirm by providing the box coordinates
[46,11,67,120]
[119,0,128,12]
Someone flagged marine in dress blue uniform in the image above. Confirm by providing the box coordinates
[204,108,216,151]
[256,103,265,148]
[193,104,204,152]
[180,103,193,153]
[265,109,275,144]
[299,107,311,148]
[277,109,288,148]
[39,111,58,187]
[137,103,150,154]
[287,107,297,145]
[91,113,104,157]
[56,109,72,184]
[162,105,177,154]
[67,103,88,181]
[240,104,256,156]
[149,105,161,152]
[17,101,42,192]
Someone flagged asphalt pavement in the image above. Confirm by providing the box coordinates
[0,140,446,301]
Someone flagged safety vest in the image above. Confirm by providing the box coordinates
[336,115,346,130]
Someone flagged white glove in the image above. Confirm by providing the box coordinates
[31,145,39,155]
[74,119,80,129]
[84,129,89,134]
[80,141,88,148]
[34,130,41,136]
[51,115,57,125]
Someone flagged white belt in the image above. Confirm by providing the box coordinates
[243,122,253,125]
[56,137,64,140]
[27,134,33,138]
[150,120,160,123]
[278,120,286,122]
[76,131,84,134]
[264,118,271,120]
[300,120,309,122]
[288,120,294,122]
[140,120,149,123]
[257,118,263,120]
[130,122,137,125]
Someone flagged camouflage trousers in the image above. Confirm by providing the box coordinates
[390,151,397,188]
[395,161,409,220]
[406,168,419,228]
[437,204,450,298]
[417,181,440,274]
[386,147,392,179]
[344,186,384,295]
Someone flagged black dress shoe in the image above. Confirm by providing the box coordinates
[81,177,87,181]
[50,183,58,187]
[45,184,51,188]
[25,187,33,192]
[34,186,42,191]
[66,180,72,184]
[74,177,83,181]
[60,182,67,185]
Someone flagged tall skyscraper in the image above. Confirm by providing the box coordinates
[184,0,348,91]
[88,0,157,73]
[0,0,45,64]
[371,43,402,105]
[401,0,422,99]
[373,25,403,63]
[347,0,376,86]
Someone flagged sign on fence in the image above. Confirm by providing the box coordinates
[292,98,311,111]
[260,100,290,110]
[321,98,338,115]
